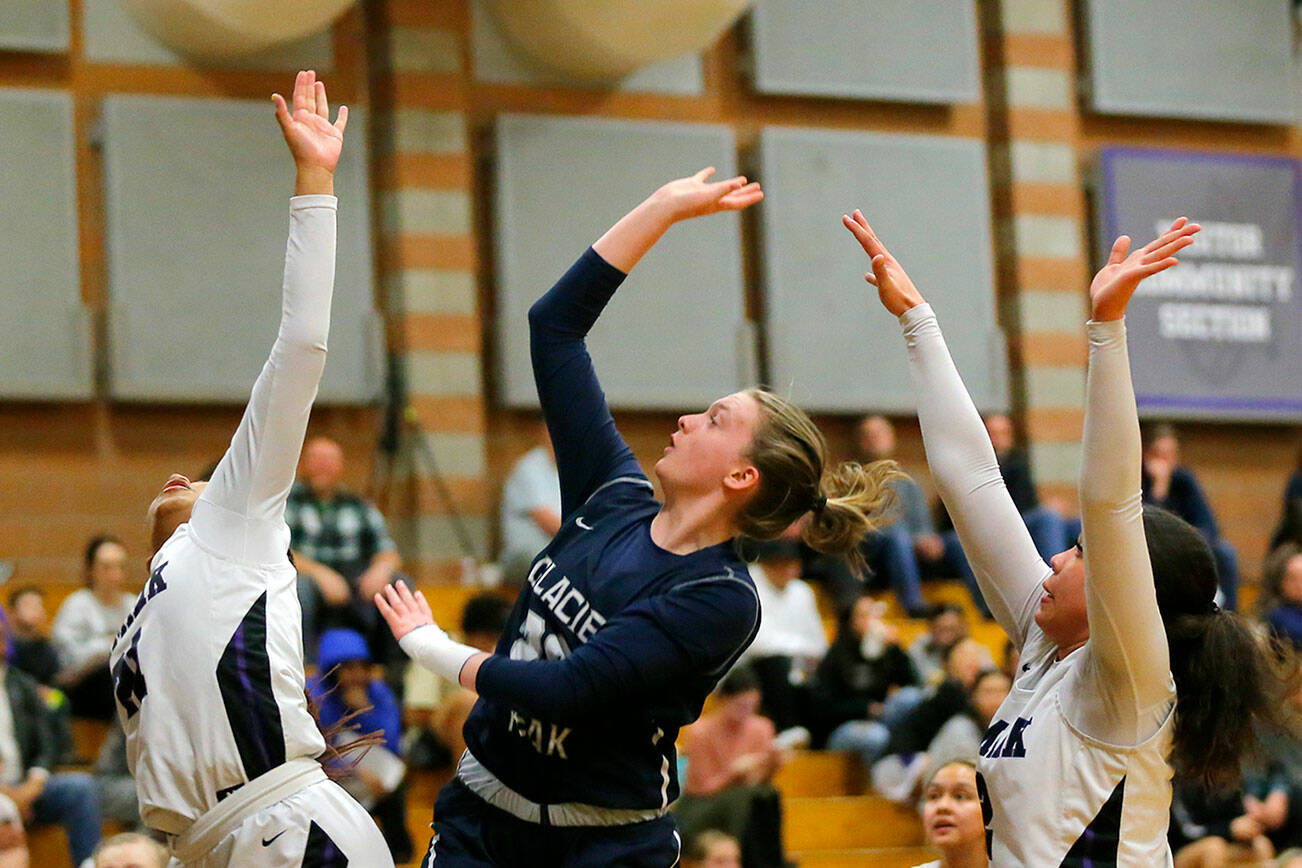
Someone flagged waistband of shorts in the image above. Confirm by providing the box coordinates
[171,758,327,863]
[456,749,667,828]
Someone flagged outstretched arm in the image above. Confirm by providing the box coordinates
[1072,219,1198,738]
[530,170,763,514]
[843,211,1049,646]
[197,72,349,547]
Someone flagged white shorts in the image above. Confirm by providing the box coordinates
[170,778,394,868]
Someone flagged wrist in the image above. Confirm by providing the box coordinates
[295,165,335,196]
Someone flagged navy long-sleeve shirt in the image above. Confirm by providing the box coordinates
[464,249,760,810]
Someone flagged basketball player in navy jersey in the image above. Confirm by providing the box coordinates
[378,170,902,867]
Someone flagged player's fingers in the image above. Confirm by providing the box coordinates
[1144,234,1196,263]
[382,583,408,615]
[864,270,879,287]
[395,579,420,609]
[293,70,309,115]
[271,94,290,131]
[333,104,349,134]
[1107,235,1130,266]
[691,166,716,183]
[374,592,397,623]
[314,81,329,120]
[415,590,434,621]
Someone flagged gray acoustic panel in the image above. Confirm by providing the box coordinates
[749,0,980,104]
[757,126,1006,414]
[494,114,751,409]
[0,89,90,399]
[0,0,70,52]
[1084,0,1295,124]
[470,0,705,95]
[83,0,333,70]
[102,95,379,403]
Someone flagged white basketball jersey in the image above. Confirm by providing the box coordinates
[109,196,336,836]
[978,625,1175,867]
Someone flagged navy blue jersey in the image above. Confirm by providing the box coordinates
[465,249,760,811]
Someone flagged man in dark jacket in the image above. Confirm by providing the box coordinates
[0,662,102,863]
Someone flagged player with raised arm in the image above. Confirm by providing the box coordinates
[844,211,1287,865]
[377,170,901,867]
[109,71,393,867]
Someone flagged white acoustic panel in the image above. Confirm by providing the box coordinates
[494,114,751,409]
[1084,0,1295,123]
[0,0,70,52]
[0,89,90,399]
[83,0,332,70]
[749,0,980,104]
[757,126,1006,413]
[471,0,705,95]
[102,95,379,403]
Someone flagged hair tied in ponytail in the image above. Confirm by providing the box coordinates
[1204,600,1220,616]
[812,494,828,514]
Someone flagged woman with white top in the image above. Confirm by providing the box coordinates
[845,210,1287,865]
[912,760,987,868]
[52,535,135,718]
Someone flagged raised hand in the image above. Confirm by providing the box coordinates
[842,210,926,316]
[1090,217,1200,321]
[648,167,764,223]
[272,70,348,194]
[375,579,436,641]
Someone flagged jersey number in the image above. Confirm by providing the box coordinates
[509,610,571,662]
[112,631,147,718]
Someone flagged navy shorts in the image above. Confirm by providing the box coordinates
[420,779,681,868]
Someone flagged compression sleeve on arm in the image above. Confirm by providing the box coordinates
[398,625,479,683]
[529,249,643,516]
[1068,318,1172,743]
[193,195,337,563]
[474,577,759,724]
[900,304,1051,647]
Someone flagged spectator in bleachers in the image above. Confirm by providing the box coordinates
[92,721,141,831]
[810,592,918,757]
[0,794,26,868]
[5,589,57,689]
[498,420,561,586]
[92,832,167,868]
[1243,678,1302,862]
[914,760,988,868]
[287,436,404,666]
[738,538,827,733]
[681,829,742,868]
[52,536,134,720]
[1270,442,1302,558]
[871,642,1009,803]
[1169,773,1275,866]
[1142,424,1240,610]
[853,416,931,617]
[402,592,511,767]
[308,627,412,864]
[907,602,991,686]
[675,667,789,868]
[1261,544,1302,649]
[0,658,101,864]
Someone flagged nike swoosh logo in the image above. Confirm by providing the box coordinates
[262,830,287,847]
[575,516,593,530]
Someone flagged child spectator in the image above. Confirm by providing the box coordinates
[674,667,789,868]
[308,628,412,864]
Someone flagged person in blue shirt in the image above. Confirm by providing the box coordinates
[377,169,901,868]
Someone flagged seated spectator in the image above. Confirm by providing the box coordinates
[498,420,561,585]
[907,602,990,686]
[1242,677,1302,860]
[1142,424,1239,610]
[1169,773,1274,866]
[674,667,789,868]
[308,628,412,864]
[0,794,27,868]
[0,659,101,864]
[92,832,167,868]
[402,593,511,767]
[1269,442,1302,556]
[853,416,930,617]
[871,643,1010,803]
[738,539,827,733]
[287,436,404,668]
[809,592,918,756]
[5,589,57,688]
[682,829,742,868]
[914,760,988,868]
[1261,544,1302,649]
[52,536,134,720]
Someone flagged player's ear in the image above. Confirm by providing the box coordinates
[723,463,758,494]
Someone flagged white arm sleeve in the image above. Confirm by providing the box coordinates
[900,304,1051,648]
[398,625,479,683]
[1066,319,1173,744]
[191,195,337,564]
